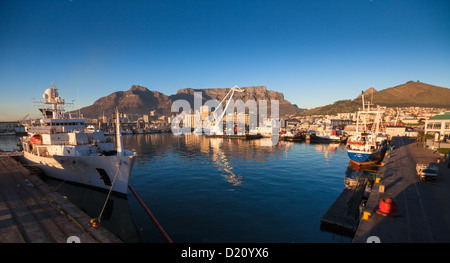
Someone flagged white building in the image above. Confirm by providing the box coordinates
[425,112,450,140]
[386,126,406,137]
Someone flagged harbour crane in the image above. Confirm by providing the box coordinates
[17,114,30,124]
[207,85,244,135]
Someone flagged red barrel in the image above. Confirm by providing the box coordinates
[379,198,397,214]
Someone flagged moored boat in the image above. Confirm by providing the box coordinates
[346,90,387,165]
[346,133,387,164]
[310,130,347,143]
[20,83,137,196]
[280,130,303,141]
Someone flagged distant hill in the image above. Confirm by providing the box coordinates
[371,81,450,107]
[78,85,299,119]
[297,99,361,116]
[298,81,450,116]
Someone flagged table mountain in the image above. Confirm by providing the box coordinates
[78,85,299,119]
[170,86,299,116]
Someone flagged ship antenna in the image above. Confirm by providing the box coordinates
[78,87,81,118]
[361,90,367,132]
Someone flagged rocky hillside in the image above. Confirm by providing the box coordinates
[78,85,299,119]
[79,85,172,119]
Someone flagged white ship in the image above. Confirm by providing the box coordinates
[20,83,137,196]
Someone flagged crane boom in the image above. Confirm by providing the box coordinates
[209,85,244,134]
[18,114,30,124]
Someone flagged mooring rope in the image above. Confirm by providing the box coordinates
[92,160,122,227]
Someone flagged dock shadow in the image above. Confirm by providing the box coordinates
[384,177,404,192]
[356,179,450,242]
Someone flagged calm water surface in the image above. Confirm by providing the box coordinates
[0,134,352,242]
[124,134,351,243]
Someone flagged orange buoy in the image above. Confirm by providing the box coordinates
[30,134,43,145]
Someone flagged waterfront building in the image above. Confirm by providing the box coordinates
[329,119,354,129]
[0,121,26,135]
[0,121,18,134]
[386,126,407,137]
[425,112,450,140]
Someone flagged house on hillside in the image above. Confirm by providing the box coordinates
[282,119,300,130]
[329,119,354,129]
[425,112,450,141]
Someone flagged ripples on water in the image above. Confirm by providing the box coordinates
[123,134,352,243]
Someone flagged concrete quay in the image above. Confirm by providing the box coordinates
[353,137,450,243]
[0,156,122,243]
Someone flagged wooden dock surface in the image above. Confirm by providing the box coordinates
[0,156,122,243]
[353,137,450,243]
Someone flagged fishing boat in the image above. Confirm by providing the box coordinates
[346,91,387,165]
[346,133,387,164]
[20,83,137,196]
[122,129,133,135]
[280,130,303,141]
[310,129,347,143]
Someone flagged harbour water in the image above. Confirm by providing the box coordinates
[1,134,353,242]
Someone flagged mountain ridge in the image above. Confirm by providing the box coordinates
[78,85,299,119]
[297,81,450,116]
[371,81,450,107]
[77,81,450,119]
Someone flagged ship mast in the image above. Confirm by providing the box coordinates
[357,88,384,135]
[41,83,66,119]
[115,108,124,156]
[361,91,366,132]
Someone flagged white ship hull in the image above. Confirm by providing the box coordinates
[22,151,136,196]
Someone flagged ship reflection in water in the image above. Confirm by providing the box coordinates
[344,161,379,189]
[43,177,143,242]
[320,160,379,238]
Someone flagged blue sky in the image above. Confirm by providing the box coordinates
[1,0,449,120]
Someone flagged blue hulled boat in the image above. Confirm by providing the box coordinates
[346,133,387,164]
[346,90,388,165]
